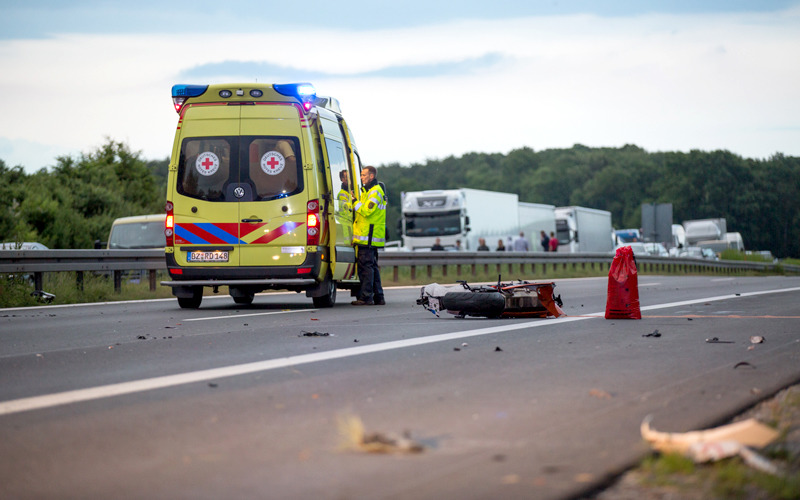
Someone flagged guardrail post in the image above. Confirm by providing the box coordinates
[113,270,122,293]
[76,271,84,291]
[457,264,462,276]
[442,264,448,278]
[149,270,157,291]
[34,272,43,291]
[427,265,432,279]
[393,266,399,282]
[411,265,416,280]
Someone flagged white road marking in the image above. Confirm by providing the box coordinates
[2,286,799,416]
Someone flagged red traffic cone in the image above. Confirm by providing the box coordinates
[605,246,641,319]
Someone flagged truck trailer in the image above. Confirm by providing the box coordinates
[400,188,554,251]
[554,206,614,253]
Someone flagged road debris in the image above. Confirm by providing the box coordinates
[589,389,613,399]
[641,416,780,474]
[642,329,661,338]
[300,331,330,337]
[31,290,55,303]
[641,416,778,453]
[337,413,424,454]
[705,337,734,344]
[734,361,756,369]
[750,335,765,344]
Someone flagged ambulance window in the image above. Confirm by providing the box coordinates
[178,138,232,201]
[245,137,302,200]
[326,138,350,216]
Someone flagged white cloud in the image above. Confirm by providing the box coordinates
[1,8,798,172]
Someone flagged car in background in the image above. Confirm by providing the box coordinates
[0,242,49,250]
[679,246,718,260]
[616,242,648,256]
[106,214,166,284]
[702,248,719,260]
[643,242,668,257]
[678,246,704,259]
[107,214,166,249]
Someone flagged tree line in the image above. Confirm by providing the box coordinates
[1,140,798,258]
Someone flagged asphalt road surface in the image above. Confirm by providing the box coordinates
[2,275,800,499]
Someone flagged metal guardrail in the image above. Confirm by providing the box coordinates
[378,250,800,281]
[0,249,165,292]
[1,249,797,293]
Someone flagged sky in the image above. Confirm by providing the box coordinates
[1,1,799,173]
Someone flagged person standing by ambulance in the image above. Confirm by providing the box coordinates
[351,166,386,306]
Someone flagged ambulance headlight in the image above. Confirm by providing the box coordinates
[249,89,263,97]
[219,89,233,98]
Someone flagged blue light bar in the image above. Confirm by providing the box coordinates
[273,83,317,101]
[171,84,208,98]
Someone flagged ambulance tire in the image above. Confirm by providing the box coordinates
[312,278,337,308]
[233,294,254,305]
[177,287,203,309]
[440,291,505,318]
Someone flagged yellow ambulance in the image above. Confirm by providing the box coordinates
[161,83,361,308]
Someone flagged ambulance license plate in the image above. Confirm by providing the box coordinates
[188,251,229,263]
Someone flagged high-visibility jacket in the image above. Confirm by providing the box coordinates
[352,180,386,247]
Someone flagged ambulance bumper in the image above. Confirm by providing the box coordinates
[163,251,324,284]
[161,278,317,287]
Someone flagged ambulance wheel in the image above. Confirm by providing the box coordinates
[177,287,203,309]
[233,294,254,305]
[440,291,505,317]
[312,278,336,308]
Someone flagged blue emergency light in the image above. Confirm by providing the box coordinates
[273,83,316,101]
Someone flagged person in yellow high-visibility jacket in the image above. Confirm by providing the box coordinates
[351,165,386,306]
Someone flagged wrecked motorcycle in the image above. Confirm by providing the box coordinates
[416,278,565,319]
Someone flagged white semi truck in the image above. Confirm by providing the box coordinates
[399,188,555,251]
[554,206,614,253]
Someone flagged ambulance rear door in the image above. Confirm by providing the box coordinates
[318,112,356,281]
[237,103,309,268]
[172,105,243,268]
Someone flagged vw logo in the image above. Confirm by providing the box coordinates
[233,186,245,199]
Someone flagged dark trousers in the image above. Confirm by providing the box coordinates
[357,245,384,302]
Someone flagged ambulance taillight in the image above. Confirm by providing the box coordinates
[306,199,320,246]
[171,84,209,114]
[165,201,175,246]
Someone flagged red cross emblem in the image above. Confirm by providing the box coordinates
[261,151,285,175]
[195,152,220,176]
